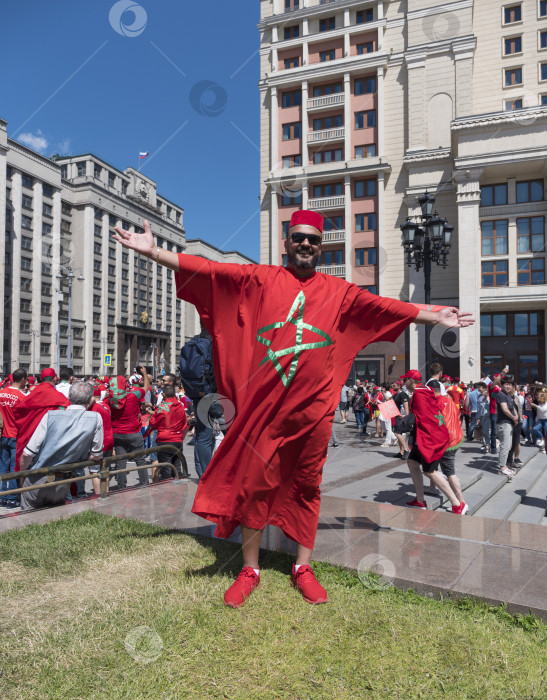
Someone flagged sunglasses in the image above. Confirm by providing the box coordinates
[290,233,322,246]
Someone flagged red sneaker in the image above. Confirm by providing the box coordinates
[224,567,260,608]
[291,565,328,604]
[452,501,469,515]
[406,499,427,509]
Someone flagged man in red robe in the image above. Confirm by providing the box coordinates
[13,368,70,471]
[114,211,474,608]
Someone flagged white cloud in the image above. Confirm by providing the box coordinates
[18,130,48,153]
[57,138,71,154]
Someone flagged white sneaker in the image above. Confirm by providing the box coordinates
[340,419,347,424]
[537,439,545,447]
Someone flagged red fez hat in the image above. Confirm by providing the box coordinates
[41,368,57,380]
[93,387,102,397]
[289,210,324,233]
[28,376,36,385]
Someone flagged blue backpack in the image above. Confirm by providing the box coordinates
[179,334,216,401]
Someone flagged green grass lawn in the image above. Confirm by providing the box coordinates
[0,511,546,699]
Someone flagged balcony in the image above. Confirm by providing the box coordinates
[308,127,345,144]
[307,94,344,111]
[322,229,345,242]
[317,264,346,278]
[308,195,345,210]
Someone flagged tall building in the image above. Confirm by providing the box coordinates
[259,0,547,383]
[0,118,254,377]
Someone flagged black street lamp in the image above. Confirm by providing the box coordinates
[400,191,453,372]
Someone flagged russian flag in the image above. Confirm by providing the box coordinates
[139,151,149,159]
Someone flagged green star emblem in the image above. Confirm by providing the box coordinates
[434,412,445,426]
[256,291,333,388]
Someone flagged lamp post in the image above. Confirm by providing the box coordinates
[400,191,453,372]
[56,266,84,368]
[29,329,39,377]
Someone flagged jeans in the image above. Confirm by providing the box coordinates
[193,399,215,479]
[0,437,18,503]
[532,418,547,443]
[479,413,491,447]
[354,410,366,429]
[490,413,498,450]
[523,410,535,442]
[157,441,188,479]
[507,423,522,466]
[497,422,513,469]
[467,412,478,441]
[113,432,150,488]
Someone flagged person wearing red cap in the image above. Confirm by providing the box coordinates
[0,369,28,509]
[114,214,474,608]
[12,369,70,476]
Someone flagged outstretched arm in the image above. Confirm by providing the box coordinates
[113,220,179,272]
[415,306,475,329]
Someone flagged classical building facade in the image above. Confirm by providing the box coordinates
[259,0,547,382]
[0,118,254,377]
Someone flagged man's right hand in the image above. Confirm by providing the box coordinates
[113,220,155,257]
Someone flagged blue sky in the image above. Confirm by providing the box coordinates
[2,0,262,260]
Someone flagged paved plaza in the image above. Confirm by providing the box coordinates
[1,416,546,619]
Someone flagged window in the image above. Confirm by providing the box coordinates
[19,341,30,354]
[121,301,128,312]
[140,259,147,269]
[516,180,544,202]
[282,90,302,108]
[93,277,101,289]
[20,299,31,312]
[121,181,128,195]
[313,115,343,130]
[42,203,52,217]
[108,280,116,292]
[319,17,335,31]
[356,8,373,23]
[93,313,101,324]
[319,49,336,62]
[355,248,377,266]
[313,148,343,164]
[312,82,342,96]
[41,302,51,315]
[21,215,32,229]
[480,184,508,206]
[42,222,52,235]
[357,42,374,54]
[366,285,377,294]
[282,155,302,168]
[517,217,545,253]
[93,295,101,307]
[312,182,343,198]
[107,332,114,342]
[282,122,302,140]
[94,260,101,272]
[41,283,51,296]
[504,5,521,23]
[21,174,33,188]
[77,161,86,177]
[122,252,129,264]
[40,343,50,355]
[541,0,547,17]
[481,260,508,286]
[42,262,51,275]
[122,284,128,296]
[354,77,376,95]
[284,25,300,39]
[41,322,50,335]
[108,298,115,310]
[284,57,300,69]
[60,165,68,179]
[108,172,115,187]
[320,250,343,266]
[282,221,290,239]
[324,216,344,231]
[21,235,32,250]
[504,67,522,85]
[354,179,377,197]
[94,164,102,178]
[541,62,547,81]
[94,242,102,255]
[21,257,32,271]
[480,313,507,336]
[514,312,541,335]
[481,220,508,255]
[285,0,299,9]
[517,258,545,285]
[355,213,377,231]
[281,190,302,206]
[355,144,376,158]
[505,98,523,110]
[540,30,547,49]
[504,36,521,54]
[20,277,31,291]
[139,274,146,284]
[22,194,32,209]
[355,110,376,128]
[62,202,72,216]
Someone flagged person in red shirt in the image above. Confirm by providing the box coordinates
[108,367,150,489]
[90,388,114,495]
[0,369,28,508]
[146,384,189,481]
[114,211,474,608]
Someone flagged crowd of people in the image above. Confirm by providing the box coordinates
[0,366,212,512]
[338,362,547,512]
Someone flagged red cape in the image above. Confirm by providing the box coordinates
[13,383,70,470]
[411,386,450,463]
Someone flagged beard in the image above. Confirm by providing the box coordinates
[286,246,320,271]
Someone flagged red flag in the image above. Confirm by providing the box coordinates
[437,395,464,450]
[12,383,69,470]
[411,386,450,462]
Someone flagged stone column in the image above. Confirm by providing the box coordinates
[271,86,278,170]
[405,53,426,151]
[271,188,279,264]
[31,181,43,370]
[454,169,483,382]
[51,189,62,369]
[344,175,352,282]
[376,65,385,157]
[344,72,351,160]
[82,205,95,375]
[301,80,309,166]
[377,171,385,295]
[11,172,22,371]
